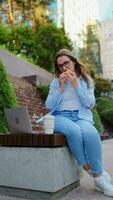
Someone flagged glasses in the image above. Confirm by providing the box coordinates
[57,60,71,70]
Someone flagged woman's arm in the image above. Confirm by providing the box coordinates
[75,77,96,109]
[45,79,63,110]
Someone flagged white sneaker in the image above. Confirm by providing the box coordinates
[102,171,112,183]
[87,170,112,182]
[94,175,113,197]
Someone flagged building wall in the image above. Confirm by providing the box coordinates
[57,0,99,49]
[99,0,113,22]
[100,19,113,80]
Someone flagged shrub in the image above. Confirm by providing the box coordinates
[7,25,36,58]
[0,23,10,45]
[38,84,50,100]
[96,96,113,126]
[92,107,104,134]
[96,96,113,112]
[95,77,113,97]
[0,60,17,133]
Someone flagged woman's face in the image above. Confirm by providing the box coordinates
[57,55,75,73]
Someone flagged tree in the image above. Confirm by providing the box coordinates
[7,0,14,26]
[79,23,102,77]
[0,0,14,26]
[35,23,72,72]
[18,0,53,29]
[6,25,36,57]
[0,23,10,45]
[0,60,17,133]
[0,0,53,28]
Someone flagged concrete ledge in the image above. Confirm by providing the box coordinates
[0,146,83,199]
[0,181,80,200]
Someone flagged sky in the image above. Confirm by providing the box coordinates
[98,0,113,21]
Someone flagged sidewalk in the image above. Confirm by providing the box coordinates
[0,139,113,200]
[58,139,113,200]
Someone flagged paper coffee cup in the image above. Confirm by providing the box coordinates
[43,115,54,134]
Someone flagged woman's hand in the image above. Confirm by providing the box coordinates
[64,69,78,88]
[59,73,67,92]
[59,70,78,92]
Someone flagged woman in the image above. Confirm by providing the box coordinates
[45,48,113,197]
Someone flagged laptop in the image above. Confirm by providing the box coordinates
[4,106,34,134]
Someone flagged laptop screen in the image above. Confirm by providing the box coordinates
[4,106,33,134]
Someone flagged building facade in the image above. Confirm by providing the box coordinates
[99,0,113,22]
[100,19,113,80]
[56,0,99,50]
[49,0,99,42]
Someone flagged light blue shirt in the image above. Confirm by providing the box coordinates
[45,76,95,123]
[57,81,81,110]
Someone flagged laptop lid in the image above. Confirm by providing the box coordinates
[4,106,33,134]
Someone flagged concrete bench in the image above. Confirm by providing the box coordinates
[0,133,83,200]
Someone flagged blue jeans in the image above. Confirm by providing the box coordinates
[53,110,104,174]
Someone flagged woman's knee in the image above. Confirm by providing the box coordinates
[85,126,100,143]
[85,130,101,146]
[77,120,100,142]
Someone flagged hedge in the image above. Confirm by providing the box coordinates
[0,60,17,133]
[96,96,113,126]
